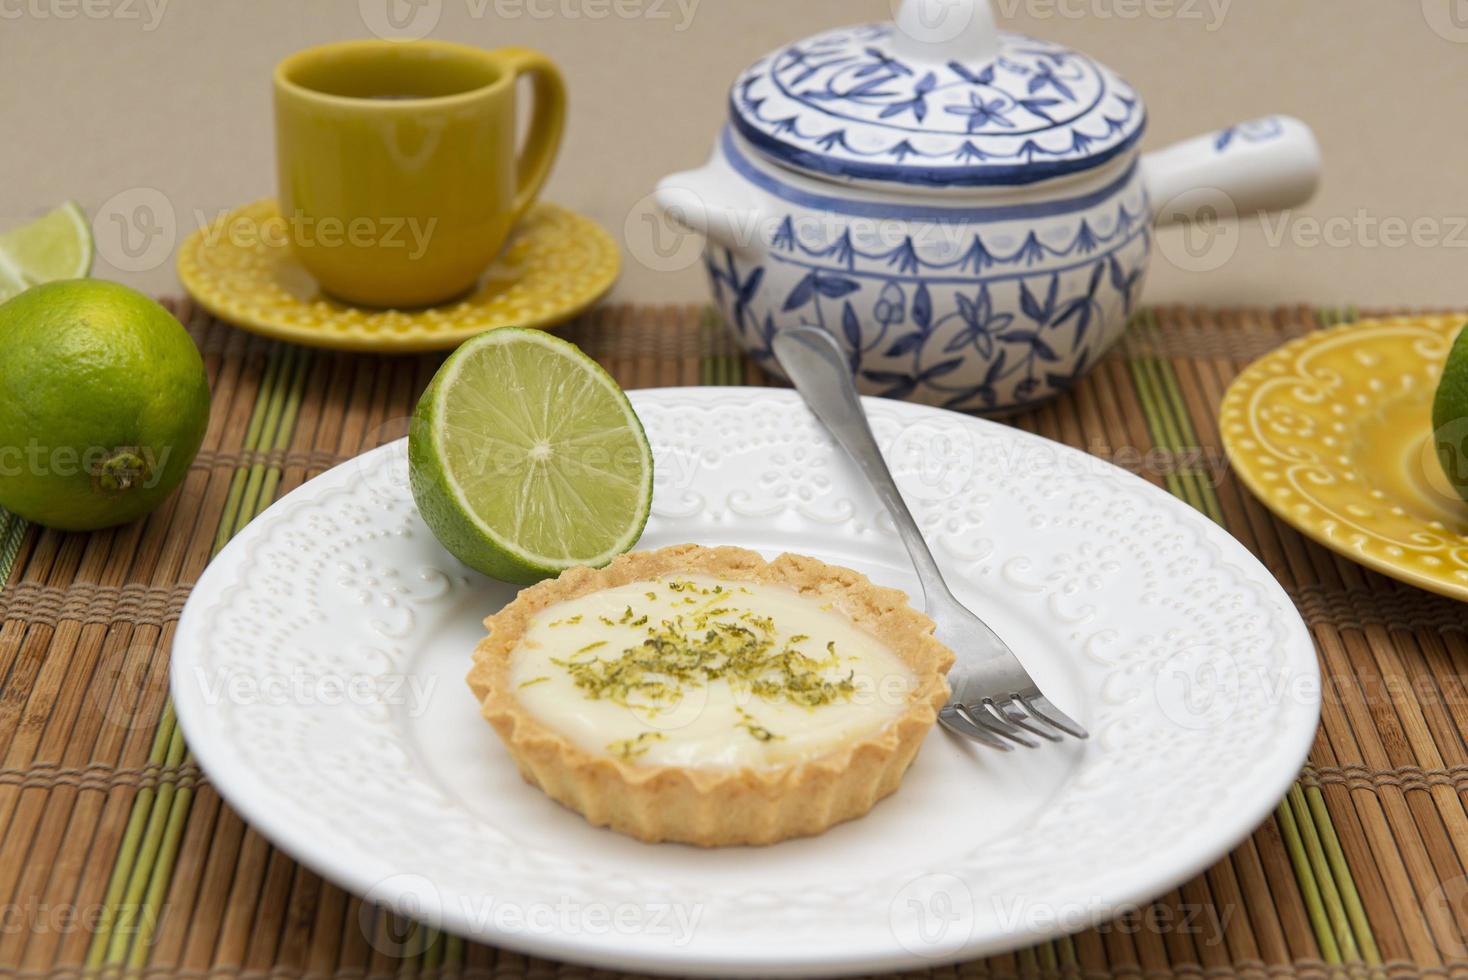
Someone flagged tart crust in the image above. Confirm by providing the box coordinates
[467,543,954,847]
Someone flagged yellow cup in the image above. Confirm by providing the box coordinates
[273,39,565,308]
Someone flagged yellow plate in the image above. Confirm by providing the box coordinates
[176,198,619,352]
[1221,314,1468,601]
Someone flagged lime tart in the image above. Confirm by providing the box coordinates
[467,544,953,846]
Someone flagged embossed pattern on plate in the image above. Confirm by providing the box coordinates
[1220,315,1468,601]
[172,388,1318,977]
[176,199,620,352]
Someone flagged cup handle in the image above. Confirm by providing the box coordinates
[495,47,567,227]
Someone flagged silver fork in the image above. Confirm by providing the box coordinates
[772,326,1087,751]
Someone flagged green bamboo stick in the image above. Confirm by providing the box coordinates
[231,345,298,540]
[1033,938,1059,973]
[212,346,285,554]
[1136,322,1195,459]
[1305,784,1380,963]
[211,467,251,557]
[1129,354,1208,515]
[254,347,311,511]
[1276,783,1341,962]
[699,308,718,387]
[0,510,16,564]
[128,743,195,969]
[399,920,424,972]
[1016,942,1041,976]
[1153,357,1226,526]
[272,345,309,452]
[101,715,188,964]
[85,702,178,967]
[420,927,445,973]
[1287,783,1360,962]
[406,924,428,974]
[1055,933,1077,969]
[443,933,464,975]
[701,306,744,388]
[1121,313,1215,528]
[0,511,25,588]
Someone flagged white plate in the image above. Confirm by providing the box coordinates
[172,387,1319,978]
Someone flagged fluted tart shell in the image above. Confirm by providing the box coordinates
[466,543,953,847]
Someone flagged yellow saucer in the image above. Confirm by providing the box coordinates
[176,199,619,352]
[1221,315,1468,601]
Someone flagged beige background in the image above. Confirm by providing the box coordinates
[4,0,1465,310]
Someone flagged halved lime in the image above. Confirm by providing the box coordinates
[0,202,93,302]
[408,328,653,584]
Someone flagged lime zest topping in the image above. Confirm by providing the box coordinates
[607,731,666,760]
[548,577,859,717]
[735,707,780,742]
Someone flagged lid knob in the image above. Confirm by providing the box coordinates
[890,0,1001,64]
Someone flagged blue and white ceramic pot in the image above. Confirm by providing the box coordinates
[656,0,1321,413]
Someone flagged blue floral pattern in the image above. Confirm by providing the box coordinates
[1213,116,1287,153]
[731,24,1144,186]
[705,196,1150,413]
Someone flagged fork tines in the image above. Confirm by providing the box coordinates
[941,694,1088,751]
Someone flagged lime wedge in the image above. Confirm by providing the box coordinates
[0,202,93,302]
[408,328,653,584]
[0,264,24,303]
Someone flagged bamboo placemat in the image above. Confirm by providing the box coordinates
[1,299,1466,980]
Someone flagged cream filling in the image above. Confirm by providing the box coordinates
[508,575,917,769]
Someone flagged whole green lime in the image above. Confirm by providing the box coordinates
[0,280,210,530]
[1433,322,1468,501]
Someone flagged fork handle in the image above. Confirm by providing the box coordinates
[772,327,959,610]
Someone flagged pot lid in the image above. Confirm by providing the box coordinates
[728,0,1145,188]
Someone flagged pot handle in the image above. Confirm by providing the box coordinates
[654,158,765,253]
[1142,116,1321,227]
